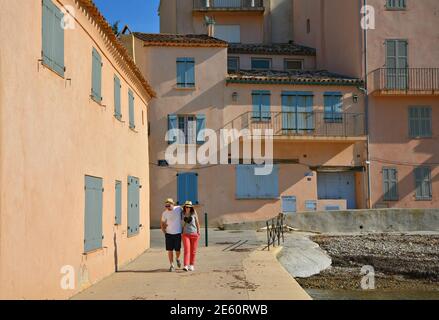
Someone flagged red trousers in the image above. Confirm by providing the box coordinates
[182,233,199,266]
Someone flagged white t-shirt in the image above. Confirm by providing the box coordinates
[161,206,183,235]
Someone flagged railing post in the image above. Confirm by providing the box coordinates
[205,212,208,247]
[266,220,270,251]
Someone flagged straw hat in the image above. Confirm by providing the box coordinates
[183,200,193,208]
[165,198,175,205]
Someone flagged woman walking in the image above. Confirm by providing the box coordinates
[182,201,201,272]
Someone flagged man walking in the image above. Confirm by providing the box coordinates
[161,198,183,272]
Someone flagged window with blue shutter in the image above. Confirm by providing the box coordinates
[177,58,195,88]
[177,172,198,205]
[385,39,408,89]
[115,180,122,225]
[84,176,103,253]
[129,89,135,129]
[236,165,279,199]
[383,168,398,201]
[414,167,432,201]
[127,176,140,237]
[114,75,122,120]
[282,91,314,132]
[409,106,432,138]
[252,91,271,121]
[324,92,343,123]
[386,0,406,10]
[42,0,65,77]
[251,58,271,70]
[91,48,102,102]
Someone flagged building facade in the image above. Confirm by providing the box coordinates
[0,0,154,299]
[135,0,368,227]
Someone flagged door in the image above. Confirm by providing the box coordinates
[317,172,357,209]
[127,176,140,237]
[84,176,103,253]
[386,40,408,90]
[282,93,314,134]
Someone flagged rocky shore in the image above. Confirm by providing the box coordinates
[296,233,439,292]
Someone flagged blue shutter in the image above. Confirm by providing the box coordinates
[186,59,195,87]
[177,59,186,87]
[92,48,102,102]
[252,92,261,119]
[129,90,135,129]
[177,173,198,205]
[167,114,178,143]
[42,0,64,77]
[252,91,270,121]
[324,92,343,123]
[236,165,279,199]
[261,94,271,120]
[114,75,121,119]
[127,176,140,237]
[115,181,122,225]
[383,168,398,201]
[84,176,103,253]
[53,6,65,76]
[196,114,206,144]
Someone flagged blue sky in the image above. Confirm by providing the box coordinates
[94,0,160,33]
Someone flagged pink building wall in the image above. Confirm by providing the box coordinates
[0,0,152,299]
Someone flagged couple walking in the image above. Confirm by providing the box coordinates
[160,198,201,272]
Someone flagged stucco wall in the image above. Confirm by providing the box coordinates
[0,0,151,299]
[230,53,316,71]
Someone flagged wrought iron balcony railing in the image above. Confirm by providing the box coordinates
[223,111,366,138]
[193,0,264,11]
[369,68,439,94]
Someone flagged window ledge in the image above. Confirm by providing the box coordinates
[174,85,197,91]
[114,115,125,123]
[129,126,139,133]
[40,60,66,79]
[83,247,107,256]
[90,95,105,108]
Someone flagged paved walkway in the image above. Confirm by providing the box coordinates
[72,229,310,300]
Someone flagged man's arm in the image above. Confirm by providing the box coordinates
[160,213,167,233]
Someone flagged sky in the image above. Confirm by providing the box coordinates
[94,0,160,33]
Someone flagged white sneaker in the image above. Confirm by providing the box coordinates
[189,265,195,271]
[183,266,189,272]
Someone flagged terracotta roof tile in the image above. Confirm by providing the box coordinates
[133,33,228,47]
[227,70,363,86]
[228,43,316,56]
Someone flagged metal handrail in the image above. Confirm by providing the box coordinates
[369,67,439,93]
[193,0,264,9]
[223,111,366,137]
[266,213,285,251]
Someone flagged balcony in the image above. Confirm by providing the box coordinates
[224,111,366,142]
[193,0,265,13]
[370,68,439,95]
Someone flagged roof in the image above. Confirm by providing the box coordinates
[133,33,229,47]
[227,70,363,86]
[228,43,316,56]
[77,0,155,98]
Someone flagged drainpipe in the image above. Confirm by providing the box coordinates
[362,0,372,209]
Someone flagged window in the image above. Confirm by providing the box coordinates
[385,39,408,89]
[252,91,271,121]
[228,57,240,72]
[236,165,279,199]
[383,168,398,201]
[128,89,135,129]
[84,176,103,253]
[214,25,241,43]
[284,59,303,71]
[414,167,432,200]
[305,200,317,211]
[324,92,343,123]
[114,75,122,120]
[282,91,314,132]
[177,58,195,88]
[167,114,206,144]
[251,58,271,70]
[386,0,406,10]
[127,176,140,237]
[409,107,432,138]
[177,172,198,205]
[91,48,103,102]
[115,181,122,225]
[42,0,65,77]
